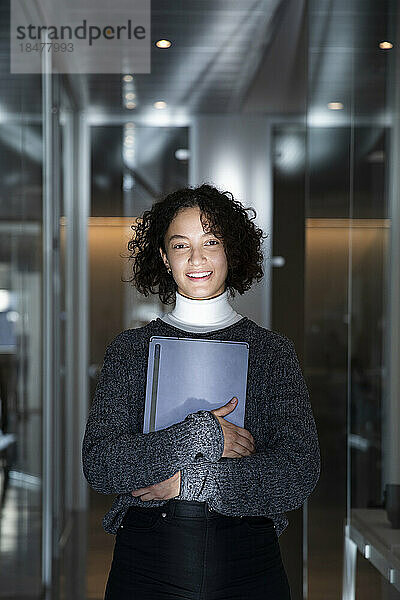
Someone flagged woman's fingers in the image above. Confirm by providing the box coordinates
[223,426,256,457]
[216,414,257,458]
[232,435,256,456]
[230,425,255,453]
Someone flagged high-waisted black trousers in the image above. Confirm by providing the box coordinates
[104,499,291,600]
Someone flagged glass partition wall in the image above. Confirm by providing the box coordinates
[306,0,400,598]
[0,35,75,597]
[0,74,44,597]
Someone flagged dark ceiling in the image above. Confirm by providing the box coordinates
[0,0,390,121]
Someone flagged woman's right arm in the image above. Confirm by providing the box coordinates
[81,336,224,495]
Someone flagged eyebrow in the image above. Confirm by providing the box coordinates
[168,233,214,243]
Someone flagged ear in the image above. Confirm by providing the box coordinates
[159,247,169,268]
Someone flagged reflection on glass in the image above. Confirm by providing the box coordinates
[0,110,43,595]
[306,0,398,597]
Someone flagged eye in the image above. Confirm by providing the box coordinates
[172,240,219,249]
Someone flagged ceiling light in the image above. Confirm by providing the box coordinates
[125,92,136,100]
[123,173,134,191]
[155,39,172,49]
[126,102,136,109]
[327,102,344,110]
[175,148,190,160]
[0,289,11,312]
[7,311,19,323]
[154,101,167,109]
[274,135,304,173]
[379,41,393,49]
[123,74,133,82]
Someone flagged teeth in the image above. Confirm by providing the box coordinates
[187,272,212,278]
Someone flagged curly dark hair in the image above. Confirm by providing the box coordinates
[122,183,268,305]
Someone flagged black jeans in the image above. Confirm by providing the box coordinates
[104,500,291,600]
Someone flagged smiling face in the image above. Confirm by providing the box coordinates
[159,205,228,300]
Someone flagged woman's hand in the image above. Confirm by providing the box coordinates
[211,397,256,458]
[131,470,181,501]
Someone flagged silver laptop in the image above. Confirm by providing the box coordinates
[143,336,249,434]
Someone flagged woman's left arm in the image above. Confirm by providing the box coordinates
[175,337,321,517]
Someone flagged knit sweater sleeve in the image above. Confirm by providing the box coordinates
[81,337,225,495]
[175,337,321,517]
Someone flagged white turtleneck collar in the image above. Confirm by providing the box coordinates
[159,289,244,333]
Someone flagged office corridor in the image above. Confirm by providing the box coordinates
[1,0,400,598]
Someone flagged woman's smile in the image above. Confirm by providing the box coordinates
[186,271,213,281]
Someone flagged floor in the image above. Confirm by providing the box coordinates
[1,483,400,599]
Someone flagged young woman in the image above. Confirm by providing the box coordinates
[82,183,321,600]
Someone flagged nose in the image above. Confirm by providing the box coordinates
[188,246,207,266]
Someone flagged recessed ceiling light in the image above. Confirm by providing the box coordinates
[154,101,167,109]
[155,39,172,49]
[379,41,393,49]
[0,289,11,312]
[126,102,136,109]
[125,92,136,100]
[175,148,190,160]
[123,74,133,82]
[327,102,344,110]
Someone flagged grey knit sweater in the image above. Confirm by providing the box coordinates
[82,316,321,538]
